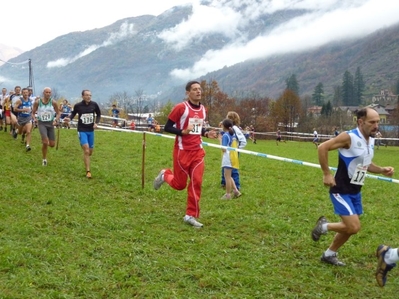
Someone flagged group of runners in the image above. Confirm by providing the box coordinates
[0,86,37,151]
[0,86,101,178]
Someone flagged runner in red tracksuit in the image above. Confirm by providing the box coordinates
[153,81,217,228]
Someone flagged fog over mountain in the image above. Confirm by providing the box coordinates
[0,44,24,66]
[0,0,398,103]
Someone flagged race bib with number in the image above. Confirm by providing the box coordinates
[350,164,367,185]
[188,118,203,135]
[80,113,94,125]
[40,111,52,122]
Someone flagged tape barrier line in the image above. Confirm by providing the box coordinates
[97,125,399,184]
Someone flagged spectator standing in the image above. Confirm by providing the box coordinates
[220,111,246,191]
[220,118,241,200]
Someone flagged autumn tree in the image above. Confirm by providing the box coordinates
[271,89,302,132]
[235,95,271,131]
[200,79,232,126]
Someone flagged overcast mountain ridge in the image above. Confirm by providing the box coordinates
[0,3,398,103]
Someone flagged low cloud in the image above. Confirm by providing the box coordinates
[159,0,399,80]
[47,22,136,68]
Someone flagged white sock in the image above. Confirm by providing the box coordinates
[324,248,336,257]
[385,248,399,265]
[322,223,328,233]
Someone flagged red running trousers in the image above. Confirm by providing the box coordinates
[164,147,205,218]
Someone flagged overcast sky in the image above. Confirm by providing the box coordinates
[0,0,190,51]
[2,0,399,82]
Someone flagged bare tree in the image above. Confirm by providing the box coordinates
[134,89,145,125]
[107,91,133,112]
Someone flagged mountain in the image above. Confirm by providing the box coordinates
[0,3,398,104]
[197,22,399,102]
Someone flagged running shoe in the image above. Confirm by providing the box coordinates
[153,169,165,190]
[86,171,92,179]
[26,145,31,152]
[321,253,345,266]
[311,216,328,241]
[184,216,203,228]
[42,159,47,166]
[233,191,242,198]
[220,193,232,200]
[376,245,396,287]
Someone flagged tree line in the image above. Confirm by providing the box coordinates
[97,67,399,136]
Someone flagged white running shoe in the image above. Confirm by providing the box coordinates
[42,159,47,166]
[220,193,232,200]
[153,169,165,190]
[233,191,242,199]
[184,215,203,228]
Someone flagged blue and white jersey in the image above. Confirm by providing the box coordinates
[62,104,71,114]
[111,108,119,118]
[18,99,32,117]
[330,128,374,194]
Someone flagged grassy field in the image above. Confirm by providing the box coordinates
[0,127,398,298]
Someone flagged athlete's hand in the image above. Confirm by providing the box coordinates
[93,123,98,129]
[323,173,336,187]
[207,130,218,139]
[382,167,394,177]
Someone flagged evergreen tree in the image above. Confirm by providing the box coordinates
[312,82,324,106]
[333,85,342,107]
[353,67,365,105]
[342,70,354,106]
[321,100,332,116]
[285,74,299,96]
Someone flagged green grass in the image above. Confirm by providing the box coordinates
[0,128,398,298]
